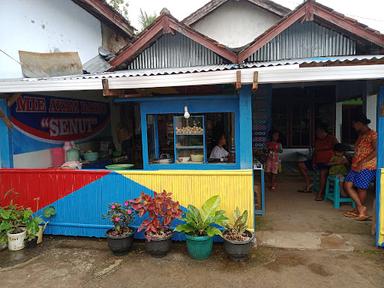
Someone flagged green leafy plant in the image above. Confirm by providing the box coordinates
[26,206,56,241]
[0,204,32,234]
[223,208,251,241]
[175,195,228,237]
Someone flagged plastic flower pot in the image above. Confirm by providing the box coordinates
[145,233,173,258]
[25,237,38,249]
[106,228,135,255]
[185,234,213,260]
[7,228,27,251]
[223,230,254,261]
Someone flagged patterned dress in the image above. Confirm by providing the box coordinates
[265,141,282,175]
[345,129,377,190]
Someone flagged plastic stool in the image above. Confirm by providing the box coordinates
[324,175,356,209]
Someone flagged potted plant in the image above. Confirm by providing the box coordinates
[131,191,182,257]
[222,208,254,261]
[104,201,136,255]
[0,204,33,251]
[25,215,43,248]
[0,218,8,251]
[175,195,228,260]
[25,206,56,248]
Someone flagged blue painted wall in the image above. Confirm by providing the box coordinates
[0,99,13,168]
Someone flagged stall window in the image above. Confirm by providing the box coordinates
[147,114,174,164]
[146,113,236,165]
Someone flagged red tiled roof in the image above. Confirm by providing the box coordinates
[238,0,384,62]
[183,0,291,26]
[109,9,238,70]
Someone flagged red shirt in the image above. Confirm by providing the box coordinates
[313,134,338,164]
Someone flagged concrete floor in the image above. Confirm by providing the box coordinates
[0,238,383,288]
[256,175,377,250]
[0,175,382,288]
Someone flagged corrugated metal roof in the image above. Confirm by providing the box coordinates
[243,55,384,68]
[0,64,238,83]
[83,55,111,74]
[246,21,357,62]
[127,33,227,70]
[1,55,383,84]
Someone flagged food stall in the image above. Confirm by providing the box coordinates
[0,86,255,238]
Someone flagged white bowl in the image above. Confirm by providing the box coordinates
[178,156,190,163]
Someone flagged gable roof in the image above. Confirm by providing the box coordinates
[238,0,384,62]
[72,0,135,37]
[183,0,291,26]
[109,9,238,70]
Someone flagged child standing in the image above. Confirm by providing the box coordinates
[328,143,349,196]
[265,131,283,191]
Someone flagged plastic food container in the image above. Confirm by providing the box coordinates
[84,151,99,162]
[178,156,190,163]
[190,154,204,162]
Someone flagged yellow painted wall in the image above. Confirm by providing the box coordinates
[117,170,255,230]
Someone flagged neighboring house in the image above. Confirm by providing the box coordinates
[0,0,134,79]
[183,0,290,48]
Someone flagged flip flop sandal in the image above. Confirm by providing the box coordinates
[343,211,358,218]
[354,215,371,221]
[297,189,312,193]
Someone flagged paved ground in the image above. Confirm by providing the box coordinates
[0,175,382,288]
[256,175,376,251]
[0,237,383,288]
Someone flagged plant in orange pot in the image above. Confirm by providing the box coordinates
[131,191,182,257]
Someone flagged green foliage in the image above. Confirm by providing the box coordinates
[43,206,56,218]
[107,0,129,19]
[25,216,43,241]
[139,9,157,31]
[223,208,250,241]
[175,195,228,237]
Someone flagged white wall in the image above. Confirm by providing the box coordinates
[0,0,102,79]
[366,94,377,131]
[335,102,343,141]
[191,0,281,48]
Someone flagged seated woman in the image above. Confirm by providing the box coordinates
[209,133,230,162]
[312,124,339,201]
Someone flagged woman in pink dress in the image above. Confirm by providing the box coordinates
[265,131,283,190]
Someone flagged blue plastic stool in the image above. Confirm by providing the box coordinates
[324,175,356,209]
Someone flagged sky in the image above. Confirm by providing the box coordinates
[126,0,384,33]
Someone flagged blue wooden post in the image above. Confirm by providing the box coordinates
[0,98,13,168]
[376,86,384,247]
[239,85,253,169]
[140,104,150,170]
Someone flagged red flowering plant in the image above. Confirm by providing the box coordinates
[104,201,136,237]
[131,191,182,241]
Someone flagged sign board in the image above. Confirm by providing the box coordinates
[10,95,110,143]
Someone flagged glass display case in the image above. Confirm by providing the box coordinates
[174,115,206,164]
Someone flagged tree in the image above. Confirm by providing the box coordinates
[139,9,157,31]
[107,0,129,20]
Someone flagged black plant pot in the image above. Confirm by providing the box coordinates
[223,230,255,261]
[106,228,135,255]
[145,233,173,258]
[25,237,38,249]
